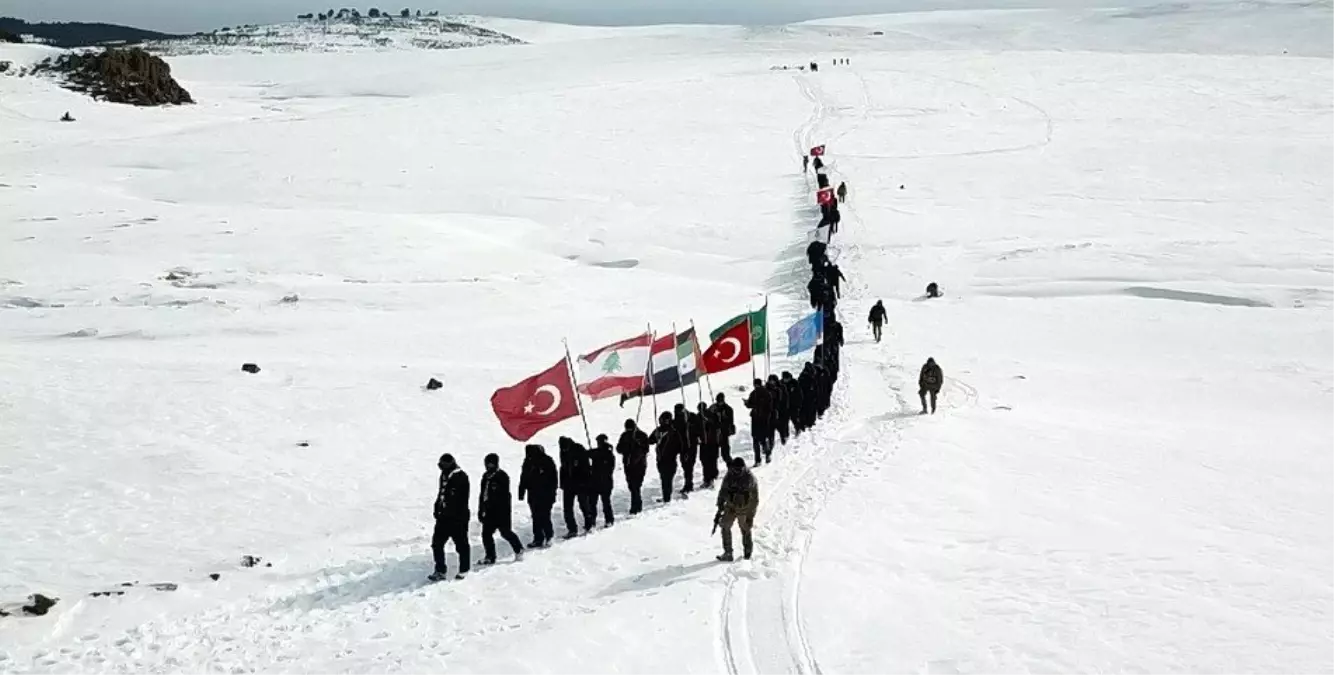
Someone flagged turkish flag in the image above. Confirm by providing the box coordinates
[490,359,580,442]
[809,145,825,157]
[817,187,834,206]
[700,319,753,374]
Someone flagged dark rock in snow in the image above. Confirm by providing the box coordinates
[241,363,260,374]
[209,573,221,581]
[296,441,310,447]
[240,555,263,568]
[280,294,299,304]
[425,378,443,391]
[33,47,194,106]
[22,594,58,616]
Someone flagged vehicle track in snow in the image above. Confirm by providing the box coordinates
[717,67,904,675]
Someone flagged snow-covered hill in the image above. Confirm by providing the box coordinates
[145,15,522,55]
[0,2,1330,673]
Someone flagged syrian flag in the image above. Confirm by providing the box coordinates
[817,187,835,206]
[700,319,753,374]
[576,333,652,400]
[630,328,700,398]
[490,359,580,442]
[809,145,826,157]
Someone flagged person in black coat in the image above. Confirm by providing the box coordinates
[558,437,593,538]
[919,357,944,414]
[744,379,774,466]
[589,434,616,527]
[768,374,790,446]
[782,371,804,435]
[711,393,736,466]
[648,412,683,503]
[807,275,827,309]
[477,453,523,565]
[429,453,470,581]
[825,318,845,379]
[696,401,722,488]
[616,419,649,514]
[683,404,704,494]
[824,263,846,298]
[799,363,819,428]
[868,300,887,343]
[806,240,827,269]
[672,403,697,494]
[517,444,557,548]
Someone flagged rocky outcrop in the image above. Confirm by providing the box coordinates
[34,47,193,106]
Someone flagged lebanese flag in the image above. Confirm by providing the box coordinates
[576,333,652,400]
[809,145,826,157]
[490,359,580,442]
[817,187,834,206]
[700,319,753,375]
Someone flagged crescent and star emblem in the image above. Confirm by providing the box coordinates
[718,337,742,363]
[531,384,562,415]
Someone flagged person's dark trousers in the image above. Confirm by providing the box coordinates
[579,492,598,530]
[700,442,719,486]
[776,417,790,445]
[752,425,769,464]
[482,522,522,561]
[720,438,733,465]
[528,501,554,546]
[562,490,579,534]
[659,466,676,502]
[680,447,697,492]
[431,517,470,576]
[596,489,614,525]
[873,324,882,342]
[626,472,644,514]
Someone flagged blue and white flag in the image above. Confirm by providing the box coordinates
[786,311,823,356]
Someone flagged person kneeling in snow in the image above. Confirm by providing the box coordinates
[715,458,759,561]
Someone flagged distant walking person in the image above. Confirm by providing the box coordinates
[836,181,847,203]
[589,434,616,528]
[919,357,943,414]
[429,453,470,582]
[868,300,887,343]
[616,419,650,514]
[802,155,810,173]
[715,458,759,561]
[477,453,523,565]
[517,444,557,548]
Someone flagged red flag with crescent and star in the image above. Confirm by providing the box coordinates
[490,358,580,441]
[699,318,754,374]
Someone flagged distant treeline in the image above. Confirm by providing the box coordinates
[0,17,182,48]
[296,8,441,20]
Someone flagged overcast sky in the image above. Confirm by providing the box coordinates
[0,0,1050,33]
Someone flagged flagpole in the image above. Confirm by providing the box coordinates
[561,338,594,449]
[747,305,757,381]
[646,323,659,423]
[763,295,771,379]
[691,319,714,401]
[671,323,689,411]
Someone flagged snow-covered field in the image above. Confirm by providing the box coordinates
[1,0,1331,672]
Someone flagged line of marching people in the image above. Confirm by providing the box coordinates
[425,153,861,581]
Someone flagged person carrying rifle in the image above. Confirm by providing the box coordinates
[713,458,759,562]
